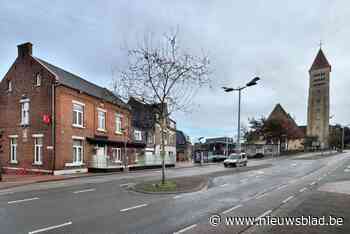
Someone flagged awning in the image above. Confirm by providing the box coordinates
[86,137,146,149]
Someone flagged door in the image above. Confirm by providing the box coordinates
[96,144,107,157]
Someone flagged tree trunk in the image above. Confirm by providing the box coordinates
[161,115,166,184]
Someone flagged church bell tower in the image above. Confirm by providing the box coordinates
[307,48,331,148]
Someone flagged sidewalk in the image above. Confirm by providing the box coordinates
[0,161,218,191]
[0,173,96,190]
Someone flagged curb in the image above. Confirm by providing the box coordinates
[131,177,209,195]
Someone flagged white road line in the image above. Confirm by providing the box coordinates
[276,184,287,190]
[255,193,268,200]
[174,224,197,234]
[256,210,272,220]
[282,196,294,204]
[173,195,183,199]
[120,183,131,187]
[299,187,307,193]
[289,180,297,184]
[310,181,316,186]
[28,221,72,234]
[120,203,148,212]
[73,188,96,194]
[291,163,297,167]
[220,183,229,187]
[8,197,39,204]
[222,204,243,214]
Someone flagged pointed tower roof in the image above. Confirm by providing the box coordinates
[309,48,331,71]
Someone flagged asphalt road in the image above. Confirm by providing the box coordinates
[0,151,348,234]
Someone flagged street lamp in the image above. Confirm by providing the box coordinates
[197,137,204,165]
[222,77,261,153]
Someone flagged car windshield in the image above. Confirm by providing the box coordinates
[229,154,240,159]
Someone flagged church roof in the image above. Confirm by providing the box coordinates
[310,48,331,71]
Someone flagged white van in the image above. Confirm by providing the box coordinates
[223,153,248,167]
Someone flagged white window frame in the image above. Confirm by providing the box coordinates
[97,108,107,132]
[134,130,142,141]
[115,113,123,134]
[35,74,41,87]
[33,135,43,165]
[8,80,12,92]
[72,139,84,165]
[9,136,18,164]
[72,101,85,128]
[112,148,122,162]
[20,99,30,126]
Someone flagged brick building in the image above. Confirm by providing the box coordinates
[0,42,144,175]
[128,97,176,166]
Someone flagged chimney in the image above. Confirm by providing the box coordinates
[17,42,33,58]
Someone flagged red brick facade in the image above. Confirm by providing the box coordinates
[0,43,139,175]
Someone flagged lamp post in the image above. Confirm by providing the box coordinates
[223,77,260,153]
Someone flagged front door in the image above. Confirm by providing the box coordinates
[96,144,107,158]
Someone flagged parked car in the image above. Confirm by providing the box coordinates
[223,153,248,167]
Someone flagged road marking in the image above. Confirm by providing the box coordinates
[276,184,287,190]
[120,183,131,187]
[173,195,183,199]
[222,204,243,214]
[299,187,307,193]
[73,188,96,194]
[310,181,316,186]
[240,179,248,183]
[120,203,148,212]
[289,180,297,184]
[8,197,39,204]
[256,210,272,220]
[291,163,297,167]
[282,196,294,204]
[255,193,268,200]
[174,224,197,234]
[29,221,72,234]
[220,183,229,187]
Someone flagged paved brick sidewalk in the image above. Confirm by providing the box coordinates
[0,173,95,190]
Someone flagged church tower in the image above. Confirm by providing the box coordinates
[307,48,331,148]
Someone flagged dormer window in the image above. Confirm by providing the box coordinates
[35,73,41,87]
[7,80,12,92]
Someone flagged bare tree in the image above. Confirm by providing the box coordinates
[115,32,210,184]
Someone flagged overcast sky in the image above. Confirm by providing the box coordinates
[1,0,349,142]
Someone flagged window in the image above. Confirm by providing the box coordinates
[115,113,122,133]
[72,139,83,165]
[73,102,84,127]
[112,148,122,162]
[147,133,153,144]
[10,137,18,163]
[134,130,142,141]
[20,99,30,126]
[33,137,43,165]
[97,109,106,131]
[7,80,12,92]
[35,74,41,87]
[169,151,174,159]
